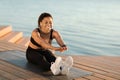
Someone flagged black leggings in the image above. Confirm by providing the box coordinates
[26,46,56,70]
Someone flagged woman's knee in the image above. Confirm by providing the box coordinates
[43,50,56,63]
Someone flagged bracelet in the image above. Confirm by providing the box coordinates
[61,45,66,47]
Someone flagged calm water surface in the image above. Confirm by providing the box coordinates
[0,0,120,56]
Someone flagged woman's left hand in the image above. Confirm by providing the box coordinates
[60,46,68,52]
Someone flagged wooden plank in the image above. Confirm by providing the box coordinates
[0,46,9,51]
[74,78,88,80]
[0,73,11,80]
[82,56,120,66]
[0,60,47,80]
[78,56,120,69]
[0,69,23,80]
[0,40,27,51]
[93,73,117,80]
[0,44,13,50]
[74,62,120,80]
[72,56,120,75]
[83,76,103,80]
[15,37,30,47]
[0,62,34,79]
[0,31,23,43]
[0,25,12,37]
[75,60,120,75]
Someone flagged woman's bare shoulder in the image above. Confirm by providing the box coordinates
[31,28,39,36]
[33,28,38,32]
[52,29,61,38]
[53,29,59,34]
[32,28,38,33]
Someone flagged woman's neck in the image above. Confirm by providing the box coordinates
[39,28,51,39]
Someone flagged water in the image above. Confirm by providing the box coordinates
[0,0,120,56]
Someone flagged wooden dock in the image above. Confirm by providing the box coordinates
[0,25,120,80]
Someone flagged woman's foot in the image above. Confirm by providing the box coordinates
[61,56,73,75]
[50,57,62,75]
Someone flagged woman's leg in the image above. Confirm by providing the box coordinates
[26,47,50,70]
[41,50,56,64]
[41,50,64,75]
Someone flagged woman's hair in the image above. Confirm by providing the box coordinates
[38,12,53,27]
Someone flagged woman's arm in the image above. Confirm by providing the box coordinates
[53,30,67,51]
[31,29,63,51]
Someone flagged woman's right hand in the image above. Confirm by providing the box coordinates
[53,47,67,52]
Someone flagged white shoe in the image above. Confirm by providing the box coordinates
[50,57,62,75]
[61,56,73,75]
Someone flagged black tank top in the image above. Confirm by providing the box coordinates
[30,28,53,48]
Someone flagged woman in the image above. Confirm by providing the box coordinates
[26,12,73,75]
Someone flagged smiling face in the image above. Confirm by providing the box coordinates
[40,17,53,33]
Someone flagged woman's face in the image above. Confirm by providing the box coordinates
[40,17,53,33]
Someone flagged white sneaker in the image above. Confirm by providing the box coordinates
[61,56,73,75]
[50,57,62,75]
